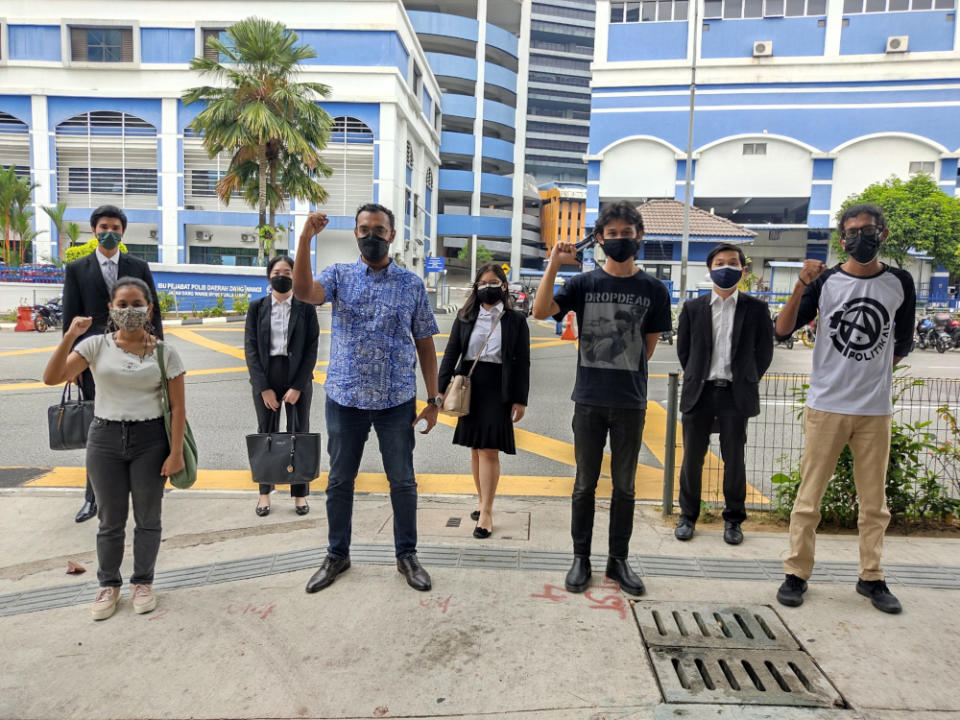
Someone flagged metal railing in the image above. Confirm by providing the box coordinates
[0,266,65,284]
[661,372,960,515]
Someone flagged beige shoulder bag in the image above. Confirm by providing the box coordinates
[441,311,504,417]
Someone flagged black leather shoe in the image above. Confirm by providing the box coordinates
[295,502,310,516]
[856,579,902,614]
[305,554,350,593]
[75,501,97,523]
[776,573,808,607]
[473,525,491,539]
[723,521,744,545]
[470,510,480,521]
[397,554,432,591]
[564,556,591,593]
[255,504,270,517]
[605,557,645,596]
[674,516,695,541]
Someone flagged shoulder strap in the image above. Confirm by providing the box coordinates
[156,340,171,412]
[466,311,504,378]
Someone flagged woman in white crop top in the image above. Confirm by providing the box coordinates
[44,276,186,621]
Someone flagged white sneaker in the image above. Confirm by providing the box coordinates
[130,584,157,615]
[91,587,120,620]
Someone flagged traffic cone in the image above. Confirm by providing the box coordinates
[561,311,578,340]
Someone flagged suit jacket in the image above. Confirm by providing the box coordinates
[244,294,320,395]
[676,292,774,418]
[62,251,163,343]
[438,307,530,406]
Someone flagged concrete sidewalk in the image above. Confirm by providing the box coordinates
[2,488,959,720]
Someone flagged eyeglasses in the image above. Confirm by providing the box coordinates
[476,282,502,290]
[842,225,881,240]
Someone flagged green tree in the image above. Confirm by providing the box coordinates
[833,173,960,274]
[41,202,82,264]
[457,242,494,264]
[183,18,334,265]
[0,166,41,266]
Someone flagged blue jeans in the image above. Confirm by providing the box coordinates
[325,397,418,558]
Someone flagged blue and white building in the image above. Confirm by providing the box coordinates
[403,0,536,273]
[0,0,441,275]
[588,0,960,295]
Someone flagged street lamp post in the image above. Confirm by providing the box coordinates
[678,0,700,303]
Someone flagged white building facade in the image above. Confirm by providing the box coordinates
[588,0,960,297]
[0,0,442,275]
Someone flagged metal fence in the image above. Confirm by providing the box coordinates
[663,373,960,515]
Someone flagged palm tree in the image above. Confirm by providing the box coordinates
[0,166,41,266]
[183,18,334,264]
[42,201,82,264]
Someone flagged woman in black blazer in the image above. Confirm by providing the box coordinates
[244,255,320,517]
[439,263,530,538]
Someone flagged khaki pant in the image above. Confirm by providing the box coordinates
[783,407,892,582]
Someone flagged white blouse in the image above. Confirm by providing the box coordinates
[465,303,503,363]
[75,334,185,421]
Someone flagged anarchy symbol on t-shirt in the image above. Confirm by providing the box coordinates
[827,297,891,360]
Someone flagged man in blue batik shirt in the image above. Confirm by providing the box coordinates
[293,204,441,593]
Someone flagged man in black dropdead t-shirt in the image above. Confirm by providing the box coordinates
[533,201,672,597]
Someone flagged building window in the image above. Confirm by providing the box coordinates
[316,117,374,216]
[703,0,827,16]
[843,0,953,10]
[643,243,674,261]
[182,129,234,211]
[743,142,768,155]
[70,26,134,63]
[406,141,414,169]
[200,28,228,62]
[611,0,689,21]
[425,168,434,190]
[189,245,258,266]
[0,112,31,180]
[533,2,597,20]
[55,111,158,209]
[909,161,936,175]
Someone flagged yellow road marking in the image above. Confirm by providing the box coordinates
[21,466,658,500]
[166,327,246,360]
[0,346,59,357]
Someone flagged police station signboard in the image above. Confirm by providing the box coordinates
[150,264,268,311]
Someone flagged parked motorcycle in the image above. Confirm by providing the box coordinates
[32,296,62,333]
[932,312,953,354]
[915,315,935,350]
[771,313,795,349]
[800,318,817,348]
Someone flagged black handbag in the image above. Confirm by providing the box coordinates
[245,405,321,486]
[47,382,95,450]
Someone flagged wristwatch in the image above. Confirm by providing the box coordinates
[426,395,444,407]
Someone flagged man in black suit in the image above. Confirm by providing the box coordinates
[62,205,164,522]
[674,243,773,545]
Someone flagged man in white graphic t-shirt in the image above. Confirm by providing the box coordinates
[773,203,915,614]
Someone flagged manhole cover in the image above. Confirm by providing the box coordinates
[634,601,798,649]
[649,647,843,708]
[634,602,845,709]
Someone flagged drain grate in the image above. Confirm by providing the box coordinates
[634,601,798,650]
[649,647,843,708]
[445,517,461,528]
[635,601,844,709]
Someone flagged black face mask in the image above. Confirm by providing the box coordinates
[602,237,639,263]
[844,232,881,265]
[477,287,505,305]
[270,275,293,293]
[358,234,389,263]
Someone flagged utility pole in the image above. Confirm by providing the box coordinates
[678,0,700,303]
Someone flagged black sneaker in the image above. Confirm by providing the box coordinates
[776,573,808,607]
[856,579,902,614]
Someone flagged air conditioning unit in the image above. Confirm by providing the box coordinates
[195,231,212,242]
[240,233,254,243]
[753,41,773,57]
[886,36,908,53]
[148,229,158,240]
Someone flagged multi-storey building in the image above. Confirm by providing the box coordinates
[0,0,441,274]
[525,0,596,185]
[587,0,960,295]
[403,0,535,275]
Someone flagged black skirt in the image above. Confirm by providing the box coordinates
[452,361,516,454]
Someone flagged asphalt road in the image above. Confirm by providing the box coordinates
[2,309,958,503]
